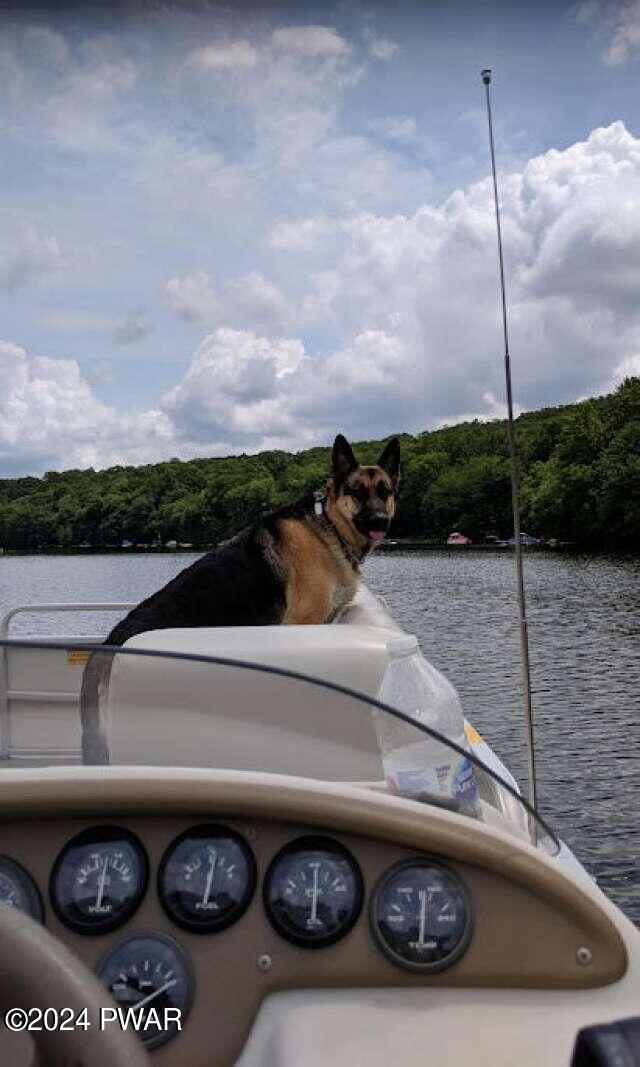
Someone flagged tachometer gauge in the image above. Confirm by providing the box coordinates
[50,826,148,934]
[97,932,193,1050]
[264,836,363,948]
[371,858,472,973]
[0,856,44,922]
[158,824,256,933]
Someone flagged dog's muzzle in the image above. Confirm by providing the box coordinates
[355,512,390,543]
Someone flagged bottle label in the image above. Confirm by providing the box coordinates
[452,757,478,804]
[386,756,478,806]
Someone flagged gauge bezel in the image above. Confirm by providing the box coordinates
[49,825,149,935]
[263,834,364,949]
[370,856,473,974]
[96,930,194,1051]
[0,855,44,924]
[157,823,257,934]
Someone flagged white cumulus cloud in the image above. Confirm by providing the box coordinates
[165,271,290,336]
[162,327,306,444]
[0,341,173,475]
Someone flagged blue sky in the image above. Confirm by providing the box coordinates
[2,0,640,474]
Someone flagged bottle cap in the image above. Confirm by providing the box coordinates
[386,634,419,656]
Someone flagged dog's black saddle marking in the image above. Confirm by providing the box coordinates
[106,525,286,646]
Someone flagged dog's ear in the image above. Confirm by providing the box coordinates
[377,437,400,487]
[331,434,358,483]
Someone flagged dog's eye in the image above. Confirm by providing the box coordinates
[377,482,391,500]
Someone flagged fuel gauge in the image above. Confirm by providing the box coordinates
[158,824,256,933]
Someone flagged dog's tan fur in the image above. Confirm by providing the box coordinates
[278,518,355,624]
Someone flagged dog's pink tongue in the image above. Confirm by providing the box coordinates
[368,530,385,542]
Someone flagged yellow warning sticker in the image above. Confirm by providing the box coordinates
[464,721,483,745]
[67,650,91,666]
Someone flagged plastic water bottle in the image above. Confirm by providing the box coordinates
[374,635,478,813]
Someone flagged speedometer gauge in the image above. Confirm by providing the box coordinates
[264,836,363,948]
[371,858,472,972]
[50,826,148,934]
[158,825,256,933]
[0,856,43,922]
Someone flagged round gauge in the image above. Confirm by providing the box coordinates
[0,856,44,923]
[370,858,472,973]
[97,932,193,1050]
[264,836,363,948]
[158,824,256,933]
[50,826,148,935]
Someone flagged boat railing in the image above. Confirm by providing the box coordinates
[0,603,134,762]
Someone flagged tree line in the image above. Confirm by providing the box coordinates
[1,377,638,551]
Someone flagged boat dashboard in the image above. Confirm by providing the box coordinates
[0,766,635,1067]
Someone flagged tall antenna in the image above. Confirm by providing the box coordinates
[481,68,538,814]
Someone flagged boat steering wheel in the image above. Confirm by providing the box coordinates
[0,903,150,1066]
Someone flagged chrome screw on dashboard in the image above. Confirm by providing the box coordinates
[576,946,593,966]
[257,954,272,972]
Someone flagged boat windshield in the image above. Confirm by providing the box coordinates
[0,637,559,855]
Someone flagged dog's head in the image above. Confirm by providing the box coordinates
[325,433,400,555]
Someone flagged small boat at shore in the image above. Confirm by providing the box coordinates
[446,531,473,545]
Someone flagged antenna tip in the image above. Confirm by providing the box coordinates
[481,68,492,85]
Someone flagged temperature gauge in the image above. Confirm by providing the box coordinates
[50,826,148,934]
[264,836,363,948]
[158,824,256,933]
[0,856,43,922]
[371,858,472,972]
[98,932,193,1050]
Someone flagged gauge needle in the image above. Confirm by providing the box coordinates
[309,863,320,927]
[95,855,109,911]
[200,850,217,908]
[417,889,427,947]
[131,978,178,1014]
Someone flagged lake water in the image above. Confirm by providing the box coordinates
[1,548,639,922]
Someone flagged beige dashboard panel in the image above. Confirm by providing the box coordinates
[0,768,629,1067]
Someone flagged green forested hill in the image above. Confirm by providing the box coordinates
[1,377,638,550]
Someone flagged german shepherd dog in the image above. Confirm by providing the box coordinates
[80,434,400,759]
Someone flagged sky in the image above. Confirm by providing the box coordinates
[1,0,640,476]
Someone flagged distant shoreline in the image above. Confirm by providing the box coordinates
[2,540,635,557]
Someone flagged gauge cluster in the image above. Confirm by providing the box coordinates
[0,823,474,1052]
